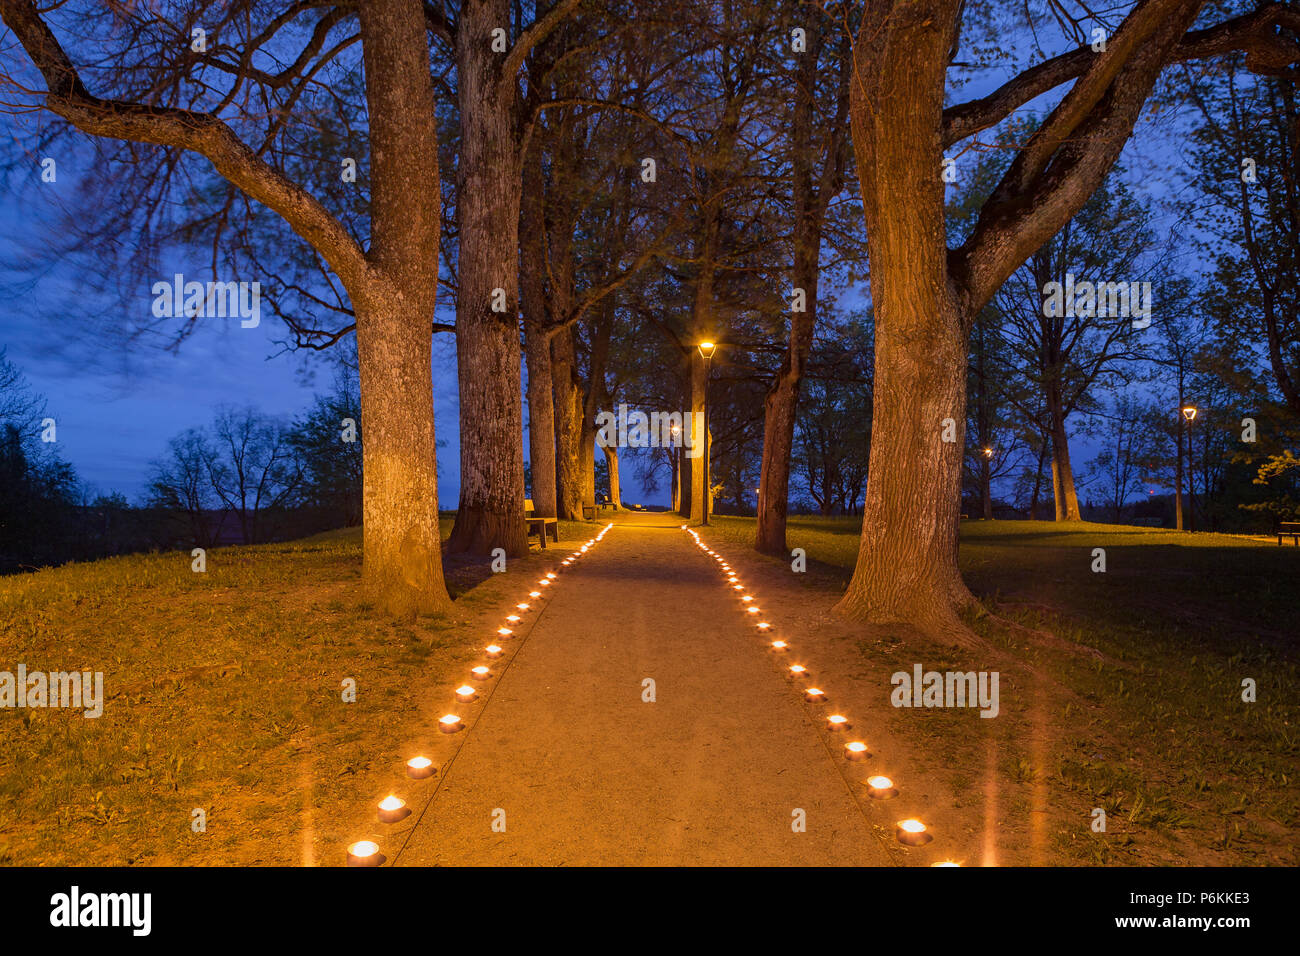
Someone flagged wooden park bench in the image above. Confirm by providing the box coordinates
[1278,521,1300,546]
[524,499,559,549]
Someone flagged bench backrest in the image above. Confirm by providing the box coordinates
[1280,521,1300,530]
[524,498,535,517]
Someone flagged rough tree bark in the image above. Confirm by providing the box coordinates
[0,0,453,617]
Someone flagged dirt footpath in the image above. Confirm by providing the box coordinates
[394,512,897,866]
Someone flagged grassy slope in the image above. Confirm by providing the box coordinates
[708,515,1299,865]
[0,518,589,865]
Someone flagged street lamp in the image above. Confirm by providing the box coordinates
[698,341,716,526]
[980,447,995,520]
[1182,405,1198,533]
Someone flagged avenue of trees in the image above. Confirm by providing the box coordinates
[2,1,1297,645]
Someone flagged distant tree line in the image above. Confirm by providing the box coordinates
[0,350,364,574]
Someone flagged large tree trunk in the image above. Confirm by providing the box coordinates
[1046,387,1082,521]
[447,0,526,556]
[603,443,621,508]
[355,0,451,616]
[520,149,558,519]
[552,329,584,520]
[835,0,977,643]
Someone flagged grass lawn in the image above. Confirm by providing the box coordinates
[708,515,1299,865]
[0,517,591,865]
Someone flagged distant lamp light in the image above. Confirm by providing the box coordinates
[378,795,410,824]
[896,819,932,846]
[439,714,463,734]
[347,840,383,866]
[698,340,717,359]
[867,775,897,798]
[1181,404,1198,421]
[982,447,994,459]
[406,756,436,779]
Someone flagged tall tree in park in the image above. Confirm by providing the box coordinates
[756,8,853,554]
[838,0,1299,642]
[992,177,1156,521]
[1186,65,1300,417]
[435,0,580,556]
[0,0,451,616]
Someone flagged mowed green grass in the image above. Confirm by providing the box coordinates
[0,517,589,866]
[709,515,1299,864]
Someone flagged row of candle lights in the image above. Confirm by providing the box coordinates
[347,524,616,866]
[680,525,959,866]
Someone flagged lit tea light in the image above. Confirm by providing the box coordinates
[931,861,960,867]
[529,591,542,598]
[377,795,410,824]
[471,666,491,680]
[867,775,897,798]
[896,819,932,846]
[827,714,849,730]
[804,687,825,702]
[789,664,807,675]
[497,627,513,637]
[515,603,531,611]
[746,607,761,614]
[732,584,744,591]
[455,684,477,702]
[844,741,868,760]
[770,640,788,651]
[347,840,383,867]
[756,622,771,631]
[406,756,436,779]
[561,560,571,566]
[740,595,753,602]
[439,714,463,734]
[580,546,589,553]
[485,645,503,658]
[506,615,521,624]
[546,573,557,580]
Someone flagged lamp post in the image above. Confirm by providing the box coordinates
[1182,405,1197,533]
[981,447,995,520]
[698,340,716,526]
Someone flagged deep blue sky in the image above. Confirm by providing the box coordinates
[0,11,1203,512]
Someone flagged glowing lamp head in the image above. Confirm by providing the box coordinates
[406,756,436,779]
[439,714,463,733]
[1182,404,1198,421]
[347,840,382,866]
[697,340,716,359]
[982,447,994,459]
[896,819,932,846]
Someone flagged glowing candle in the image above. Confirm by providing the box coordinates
[804,687,825,702]
[406,756,436,779]
[756,622,771,631]
[771,640,788,651]
[516,603,530,611]
[867,775,897,798]
[896,819,932,846]
[439,714,463,734]
[844,741,868,760]
[455,685,477,702]
[931,861,960,867]
[746,607,760,615]
[546,573,557,580]
[471,666,491,680]
[485,645,503,658]
[741,595,753,603]
[732,584,744,591]
[497,627,513,638]
[529,591,542,598]
[377,795,410,824]
[789,664,807,676]
[827,714,849,730]
[347,840,382,867]
[506,615,521,624]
